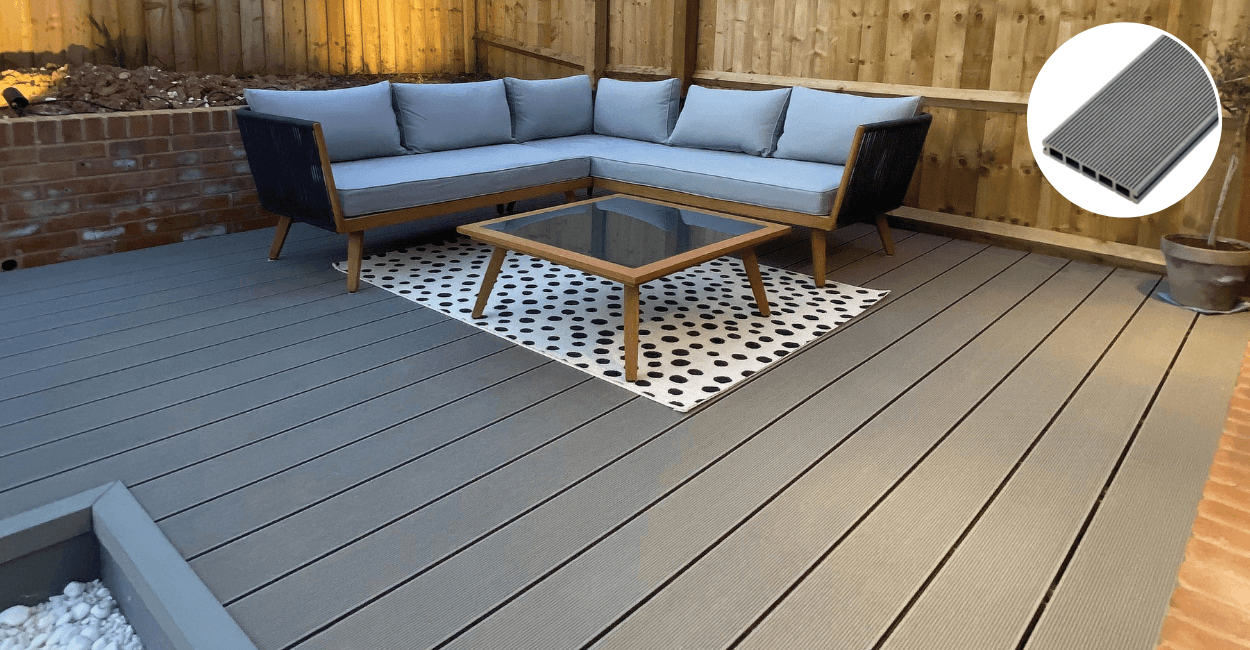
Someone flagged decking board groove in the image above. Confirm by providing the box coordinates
[0,217,1243,650]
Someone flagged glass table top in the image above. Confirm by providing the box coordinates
[482,197,766,268]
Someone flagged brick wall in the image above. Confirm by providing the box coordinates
[1156,341,1250,650]
[0,107,274,272]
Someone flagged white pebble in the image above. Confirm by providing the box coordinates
[35,614,54,630]
[0,605,31,627]
[101,643,119,650]
[29,631,49,648]
[48,626,70,646]
[63,582,86,598]
[71,603,91,621]
[0,638,12,650]
[92,637,110,650]
[67,635,94,650]
[90,603,113,619]
[56,611,74,626]
[80,624,100,641]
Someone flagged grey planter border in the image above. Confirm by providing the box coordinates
[0,482,257,650]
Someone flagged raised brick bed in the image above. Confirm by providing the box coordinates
[0,107,272,272]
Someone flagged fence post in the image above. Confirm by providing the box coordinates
[585,0,608,86]
[671,0,698,92]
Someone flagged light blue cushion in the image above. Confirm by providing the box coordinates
[666,86,791,156]
[243,81,405,162]
[592,78,681,143]
[503,76,594,142]
[329,144,590,216]
[523,134,843,215]
[774,87,921,164]
[392,80,513,153]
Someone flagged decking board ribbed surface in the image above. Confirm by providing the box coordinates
[0,197,1244,650]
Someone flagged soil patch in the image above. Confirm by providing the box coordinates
[0,64,492,118]
[1168,235,1250,252]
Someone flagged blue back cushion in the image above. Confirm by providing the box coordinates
[666,86,791,156]
[393,80,513,153]
[503,75,594,142]
[774,87,921,164]
[243,81,405,162]
[592,78,682,143]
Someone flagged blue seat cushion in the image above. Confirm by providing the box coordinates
[774,87,921,165]
[522,135,843,216]
[243,82,406,163]
[504,76,595,142]
[330,146,590,217]
[592,78,682,144]
[393,80,514,153]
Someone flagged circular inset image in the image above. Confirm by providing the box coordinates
[1027,22,1221,218]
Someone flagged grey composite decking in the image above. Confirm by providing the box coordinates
[1,197,1247,650]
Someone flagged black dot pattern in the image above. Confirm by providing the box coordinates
[337,236,888,412]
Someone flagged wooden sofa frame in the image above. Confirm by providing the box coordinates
[236,109,932,292]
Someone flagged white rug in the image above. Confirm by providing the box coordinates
[336,236,887,411]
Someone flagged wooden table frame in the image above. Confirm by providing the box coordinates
[457,195,791,382]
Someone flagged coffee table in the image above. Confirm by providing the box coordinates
[457,195,791,381]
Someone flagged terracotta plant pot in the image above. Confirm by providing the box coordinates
[1160,234,1250,311]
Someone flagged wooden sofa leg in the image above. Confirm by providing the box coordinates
[268,215,292,260]
[346,231,364,293]
[811,229,827,288]
[876,214,896,256]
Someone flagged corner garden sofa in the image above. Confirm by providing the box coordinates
[236,75,931,292]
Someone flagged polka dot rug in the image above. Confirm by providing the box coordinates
[336,236,888,412]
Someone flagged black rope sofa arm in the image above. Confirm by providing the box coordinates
[235,109,342,233]
[834,112,934,227]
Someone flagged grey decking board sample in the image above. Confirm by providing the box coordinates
[278,247,1029,650]
[736,267,1154,650]
[195,374,629,603]
[584,261,1117,650]
[439,254,1076,650]
[0,299,430,458]
[1024,311,1250,650]
[0,332,512,521]
[160,348,562,557]
[0,232,340,326]
[878,286,1195,650]
[0,313,471,497]
[0,287,394,420]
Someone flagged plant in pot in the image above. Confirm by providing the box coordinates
[1160,37,1250,312]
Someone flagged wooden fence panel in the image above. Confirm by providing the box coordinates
[1,0,462,74]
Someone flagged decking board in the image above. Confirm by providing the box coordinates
[1024,310,1250,650]
[736,266,1154,650]
[0,290,402,426]
[158,348,565,557]
[194,374,632,604]
[877,284,1196,650]
[0,226,328,304]
[439,253,1083,650]
[0,299,432,460]
[0,231,340,326]
[0,216,1243,650]
[582,260,1114,650]
[275,247,1033,650]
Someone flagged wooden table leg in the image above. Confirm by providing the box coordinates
[741,248,771,317]
[624,283,640,381]
[472,247,509,318]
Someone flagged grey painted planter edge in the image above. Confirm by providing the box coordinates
[0,482,258,650]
